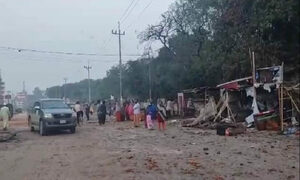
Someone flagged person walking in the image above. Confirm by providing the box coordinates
[115,102,122,122]
[173,100,178,116]
[89,102,94,116]
[0,104,11,131]
[133,100,141,127]
[124,101,129,121]
[157,101,167,131]
[146,102,157,130]
[96,100,101,123]
[74,101,83,126]
[98,101,107,125]
[128,101,134,121]
[84,103,90,121]
[166,99,173,118]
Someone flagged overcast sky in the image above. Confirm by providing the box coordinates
[0,0,174,94]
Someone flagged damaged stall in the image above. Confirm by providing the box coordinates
[215,77,254,123]
[282,83,300,133]
[180,62,298,135]
[249,65,283,130]
[254,65,299,132]
[180,87,220,128]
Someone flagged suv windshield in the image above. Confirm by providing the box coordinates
[41,100,69,109]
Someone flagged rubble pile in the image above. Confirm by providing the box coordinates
[181,97,229,129]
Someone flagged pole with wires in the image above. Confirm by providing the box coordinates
[147,50,152,102]
[63,78,68,101]
[84,61,92,103]
[112,22,125,104]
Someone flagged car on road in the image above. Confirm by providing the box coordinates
[28,98,76,136]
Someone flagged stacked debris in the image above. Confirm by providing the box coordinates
[181,63,299,134]
[181,96,219,129]
[177,87,219,118]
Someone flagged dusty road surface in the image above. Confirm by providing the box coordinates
[0,114,299,180]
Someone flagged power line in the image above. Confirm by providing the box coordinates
[125,0,154,30]
[101,34,114,51]
[119,0,136,22]
[0,51,133,64]
[101,0,137,53]
[0,46,141,57]
[120,0,141,24]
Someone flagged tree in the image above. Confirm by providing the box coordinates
[46,0,299,101]
[33,87,44,99]
[0,75,5,104]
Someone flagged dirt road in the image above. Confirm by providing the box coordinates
[0,114,299,180]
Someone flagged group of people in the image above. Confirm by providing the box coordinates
[146,101,167,130]
[73,100,107,126]
[111,99,168,130]
[114,100,142,127]
[0,98,176,131]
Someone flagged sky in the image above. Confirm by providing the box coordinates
[0,0,174,94]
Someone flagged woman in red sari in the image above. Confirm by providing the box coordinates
[128,101,134,121]
[115,102,122,122]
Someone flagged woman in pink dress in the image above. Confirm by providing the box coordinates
[127,101,134,121]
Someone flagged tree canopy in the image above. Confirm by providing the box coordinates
[46,0,299,101]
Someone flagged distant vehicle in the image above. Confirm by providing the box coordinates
[28,98,77,136]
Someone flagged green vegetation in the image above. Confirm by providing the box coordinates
[46,0,299,101]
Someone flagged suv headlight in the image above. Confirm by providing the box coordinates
[44,113,53,119]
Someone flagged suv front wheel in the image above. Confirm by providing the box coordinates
[39,120,47,136]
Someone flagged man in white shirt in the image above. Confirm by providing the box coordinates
[74,101,83,126]
[166,100,173,118]
[133,100,141,127]
[0,104,11,131]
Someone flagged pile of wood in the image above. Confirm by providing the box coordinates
[181,93,238,129]
[182,97,220,129]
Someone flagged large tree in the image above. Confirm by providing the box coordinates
[46,0,299,101]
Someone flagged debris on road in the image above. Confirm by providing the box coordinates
[0,130,17,142]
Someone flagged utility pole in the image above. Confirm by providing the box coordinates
[112,21,125,104]
[63,78,68,101]
[84,61,92,103]
[22,81,25,93]
[148,52,152,101]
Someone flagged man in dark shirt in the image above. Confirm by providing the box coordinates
[97,101,107,125]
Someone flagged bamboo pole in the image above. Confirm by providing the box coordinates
[252,52,257,100]
[280,84,284,131]
[284,89,300,113]
[203,88,207,122]
[280,62,284,131]
[226,91,230,121]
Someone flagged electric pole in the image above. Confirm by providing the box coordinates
[22,81,25,93]
[63,78,68,101]
[112,21,125,104]
[148,52,152,101]
[84,61,92,103]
